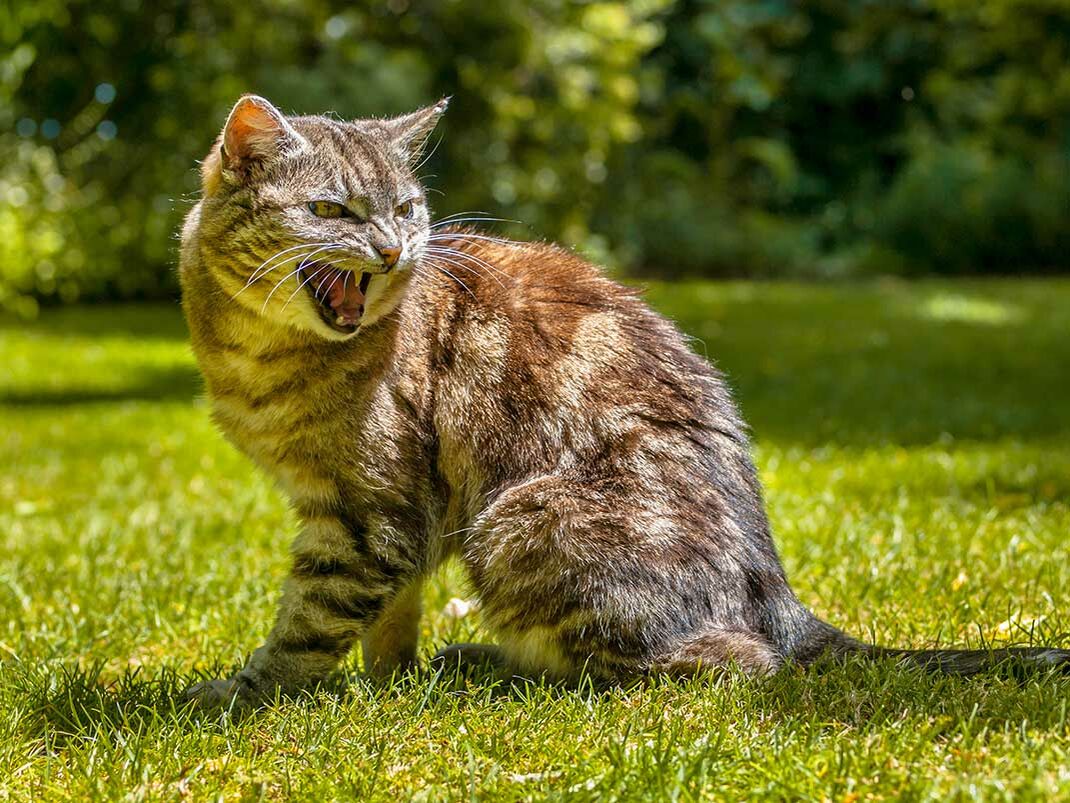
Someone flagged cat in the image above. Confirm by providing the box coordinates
[179,94,1069,708]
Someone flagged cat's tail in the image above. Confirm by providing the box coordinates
[871,645,1070,674]
[772,599,1070,675]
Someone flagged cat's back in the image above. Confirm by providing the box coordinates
[424,233,751,496]
[426,231,693,368]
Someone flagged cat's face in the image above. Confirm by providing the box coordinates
[197,95,446,340]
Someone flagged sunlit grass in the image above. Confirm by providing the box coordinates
[2,279,1069,799]
[918,292,1024,326]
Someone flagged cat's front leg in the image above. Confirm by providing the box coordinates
[361,578,423,679]
[186,513,415,709]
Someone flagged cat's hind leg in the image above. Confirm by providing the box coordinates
[653,628,782,676]
[464,474,785,682]
[429,643,508,678]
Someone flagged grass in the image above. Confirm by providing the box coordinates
[2,278,1069,800]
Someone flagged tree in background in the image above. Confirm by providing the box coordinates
[2,0,1068,312]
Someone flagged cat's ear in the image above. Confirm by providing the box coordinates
[380,97,450,165]
[202,95,303,191]
[221,94,301,167]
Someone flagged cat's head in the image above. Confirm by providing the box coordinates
[195,94,446,340]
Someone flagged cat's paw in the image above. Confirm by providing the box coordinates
[184,677,259,712]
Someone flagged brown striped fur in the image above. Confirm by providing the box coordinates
[180,96,1070,708]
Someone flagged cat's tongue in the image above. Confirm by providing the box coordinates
[327,273,369,325]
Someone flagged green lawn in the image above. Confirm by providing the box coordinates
[2,279,1069,800]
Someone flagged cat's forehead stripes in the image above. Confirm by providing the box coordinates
[289,117,403,203]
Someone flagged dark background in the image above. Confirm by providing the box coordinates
[3,0,1069,315]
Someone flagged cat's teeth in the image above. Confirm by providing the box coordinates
[336,315,347,326]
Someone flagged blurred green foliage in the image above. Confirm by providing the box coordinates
[2,0,1069,311]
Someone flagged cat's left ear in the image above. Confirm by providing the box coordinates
[381,97,450,165]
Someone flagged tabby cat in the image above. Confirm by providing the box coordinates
[179,95,1069,708]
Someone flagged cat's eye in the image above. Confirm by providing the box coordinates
[308,200,347,219]
[395,200,414,219]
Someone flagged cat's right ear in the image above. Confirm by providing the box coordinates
[202,95,303,193]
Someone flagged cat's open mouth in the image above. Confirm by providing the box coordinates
[300,267,372,334]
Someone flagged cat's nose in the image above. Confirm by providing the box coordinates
[375,245,401,268]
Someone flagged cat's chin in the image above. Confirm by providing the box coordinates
[306,317,362,341]
[310,309,361,339]
[296,301,363,341]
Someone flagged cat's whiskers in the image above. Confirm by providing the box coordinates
[426,243,510,279]
[416,260,477,300]
[430,216,518,231]
[423,246,507,289]
[422,249,485,283]
[424,243,513,285]
[322,265,347,301]
[428,231,513,246]
[235,248,323,301]
[431,209,497,223]
[251,241,332,278]
[280,264,332,311]
[295,243,347,273]
[426,234,518,276]
[238,241,335,296]
[317,266,342,296]
[281,258,349,312]
[261,245,345,313]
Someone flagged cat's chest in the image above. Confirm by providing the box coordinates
[197,343,420,505]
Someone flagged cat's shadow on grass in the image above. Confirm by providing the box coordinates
[0,365,202,406]
[0,303,191,342]
[19,655,1070,748]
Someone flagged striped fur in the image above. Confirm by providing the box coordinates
[180,97,1069,708]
